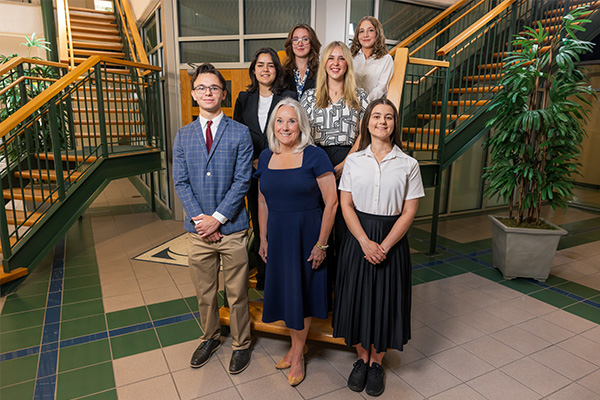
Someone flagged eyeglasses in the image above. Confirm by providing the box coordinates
[193,85,223,94]
[292,37,310,45]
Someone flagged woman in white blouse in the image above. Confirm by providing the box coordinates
[332,98,424,397]
[351,16,394,102]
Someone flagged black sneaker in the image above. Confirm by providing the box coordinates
[347,359,368,392]
[365,362,385,397]
[190,339,221,368]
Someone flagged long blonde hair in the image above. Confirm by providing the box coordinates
[315,41,361,110]
[351,16,388,59]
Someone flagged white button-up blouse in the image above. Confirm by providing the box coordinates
[339,145,425,216]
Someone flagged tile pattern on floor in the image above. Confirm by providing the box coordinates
[1,179,599,399]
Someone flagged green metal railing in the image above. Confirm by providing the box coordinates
[0,55,162,266]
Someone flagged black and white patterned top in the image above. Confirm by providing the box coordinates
[300,88,369,146]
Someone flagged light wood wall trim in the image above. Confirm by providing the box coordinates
[437,0,516,56]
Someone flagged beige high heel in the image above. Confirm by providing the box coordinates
[275,344,308,369]
[288,356,305,386]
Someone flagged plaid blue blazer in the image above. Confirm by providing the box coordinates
[173,115,253,235]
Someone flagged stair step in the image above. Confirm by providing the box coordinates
[15,170,83,182]
[72,49,126,57]
[478,62,505,70]
[70,25,119,35]
[6,210,43,226]
[433,100,490,107]
[74,97,138,104]
[0,267,28,284]
[71,41,124,51]
[73,108,140,114]
[72,32,122,42]
[417,113,472,121]
[402,127,448,135]
[73,120,144,125]
[492,46,550,58]
[74,132,146,138]
[69,17,117,28]
[69,6,115,16]
[3,188,59,203]
[35,153,98,163]
[449,86,501,94]
[402,141,439,151]
[76,86,136,93]
[69,11,115,23]
[464,74,504,82]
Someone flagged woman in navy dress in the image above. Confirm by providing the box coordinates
[254,98,337,386]
[333,99,424,396]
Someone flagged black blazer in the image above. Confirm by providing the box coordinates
[285,73,316,100]
[233,89,297,160]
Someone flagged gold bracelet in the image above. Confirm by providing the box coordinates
[315,242,329,250]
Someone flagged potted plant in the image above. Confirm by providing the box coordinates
[482,6,596,281]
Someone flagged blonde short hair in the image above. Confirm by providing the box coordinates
[266,98,314,154]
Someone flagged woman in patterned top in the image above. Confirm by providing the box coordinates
[300,41,369,177]
[283,24,321,99]
[300,41,369,307]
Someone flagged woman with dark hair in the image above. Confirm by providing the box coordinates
[351,16,394,102]
[283,24,321,98]
[234,47,296,289]
[332,99,424,397]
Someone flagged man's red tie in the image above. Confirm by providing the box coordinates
[205,120,213,152]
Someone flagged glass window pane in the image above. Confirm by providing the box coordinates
[378,0,441,42]
[144,15,157,52]
[244,39,286,62]
[349,0,373,36]
[180,41,239,63]
[178,0,239,37]
[244,0,311,34]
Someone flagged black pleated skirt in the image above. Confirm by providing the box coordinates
[332,210,412,353]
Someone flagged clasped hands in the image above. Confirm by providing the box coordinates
[192,215,222,243]
[360,238,388,265]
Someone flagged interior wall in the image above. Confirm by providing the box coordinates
[0,1,46,59]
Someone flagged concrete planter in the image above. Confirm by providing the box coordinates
[489,215,567,282]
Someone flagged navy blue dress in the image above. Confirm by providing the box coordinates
[253,145,335,330]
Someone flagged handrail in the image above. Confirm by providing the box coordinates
[409,0,488,57]
[0,57,67,76]
[115,0,150,65]
[389,0,472,56]
[437,0,516,56]
[0,55,161,138]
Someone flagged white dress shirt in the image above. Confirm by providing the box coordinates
[197,112,227,224]
[339,145,425,216]
[258,94,273,132]
[353,50,394,102]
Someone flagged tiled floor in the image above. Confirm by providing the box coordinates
[1,179,599,399]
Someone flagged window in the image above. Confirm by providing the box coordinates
[176,0,312,66]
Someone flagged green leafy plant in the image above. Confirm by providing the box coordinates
[483,6,596,226]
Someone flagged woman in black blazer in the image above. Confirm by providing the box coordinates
[234,47,296,290]
[283,24,321,99]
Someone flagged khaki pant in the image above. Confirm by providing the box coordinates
[188,230,251,350]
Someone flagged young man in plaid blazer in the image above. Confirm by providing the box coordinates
[173,63,253,374]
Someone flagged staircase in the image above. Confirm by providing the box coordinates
[0,0,163,282]
[385,0,599,253]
